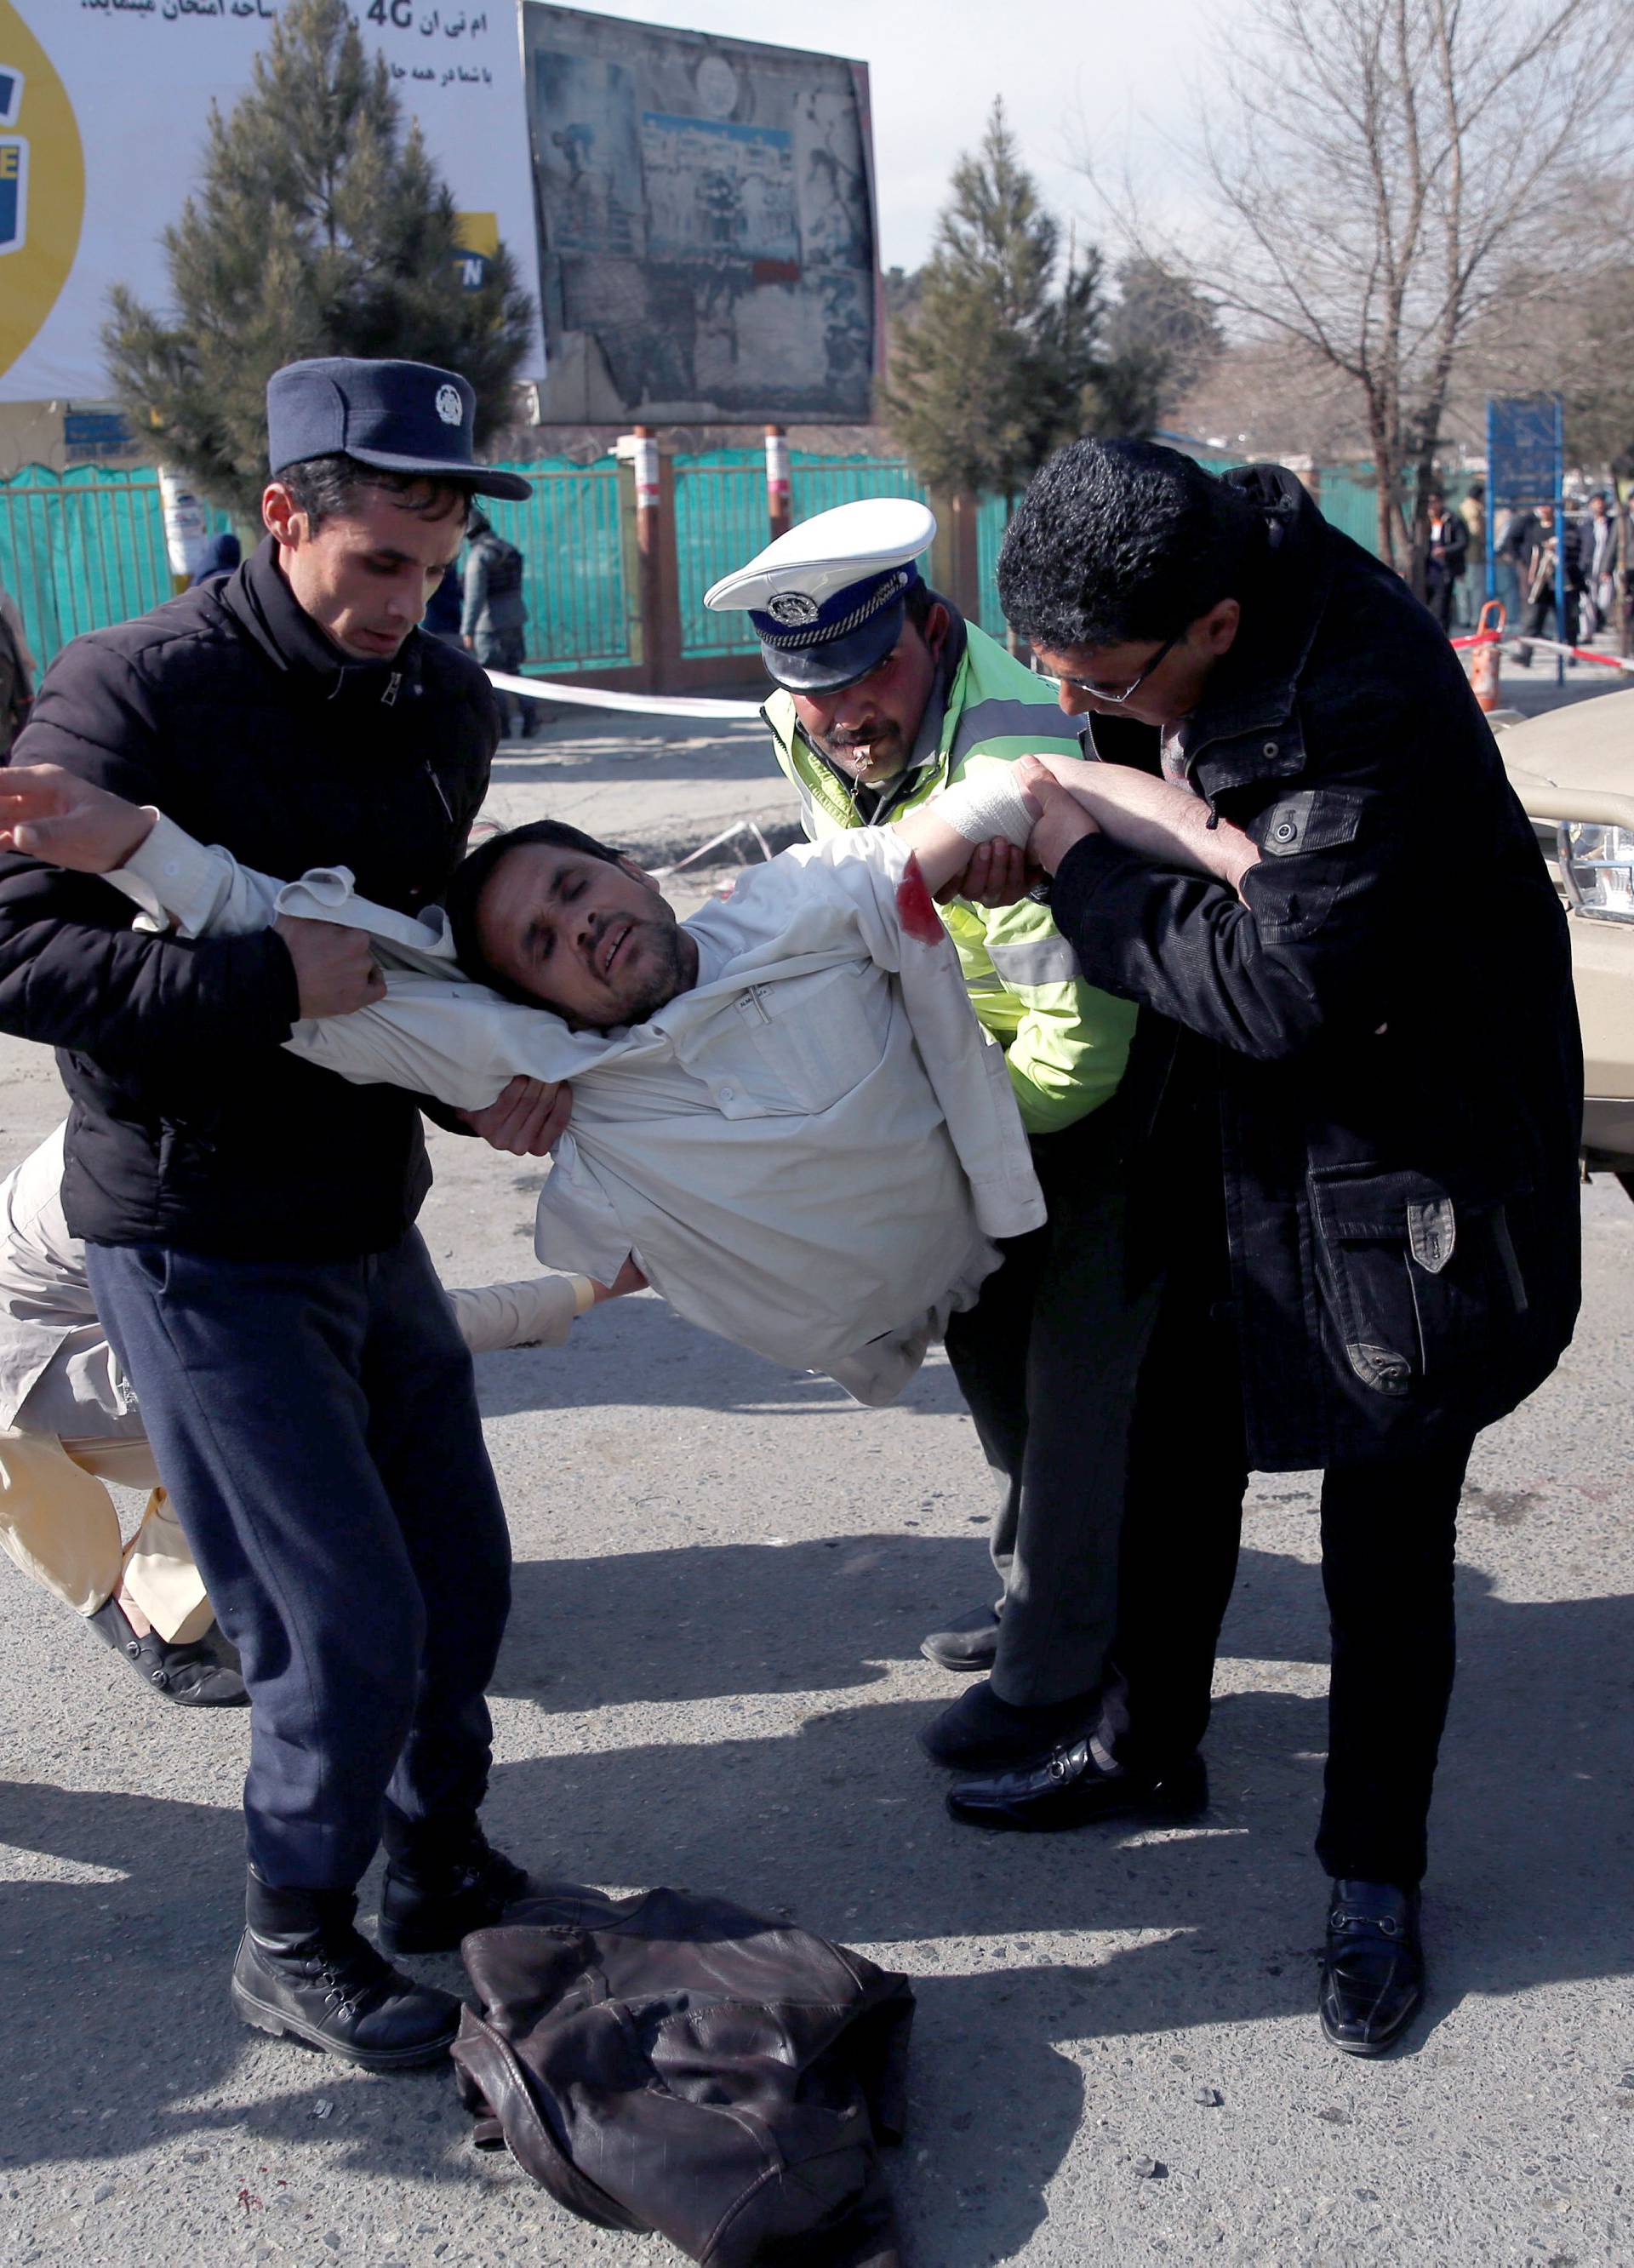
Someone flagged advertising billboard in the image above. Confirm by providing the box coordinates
[0,0,544,403]
[524,4,880,423]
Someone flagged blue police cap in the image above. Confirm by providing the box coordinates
[266,357,530,500]
[705,499,939,694]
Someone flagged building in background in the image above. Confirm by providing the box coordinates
[523,4,881,426]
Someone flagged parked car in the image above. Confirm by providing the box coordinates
[1496,685,1634,1179]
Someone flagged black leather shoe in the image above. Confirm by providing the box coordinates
[920,1604,1001,1674]
[88,1597,248,1706]
[947,1738,1208,1831]
[377,1826,531,1957]
[1318,1879,1423,2056]
[917,1677,1101,1769]
[231,1916,459,2071]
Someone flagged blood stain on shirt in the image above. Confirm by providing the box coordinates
[896,853,943,945]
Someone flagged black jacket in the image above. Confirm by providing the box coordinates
[1425,508,1468,586]
[1052,466,1581,1467]
[0,538,498,1258]
[453,1883,913,2268]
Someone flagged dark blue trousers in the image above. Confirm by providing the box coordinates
[86,1231,511,1890]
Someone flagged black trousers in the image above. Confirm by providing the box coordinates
[87,1230,512,1891]
[1519,588,1579,649]
[944,1128,1157,1708]
[1095,1214,1472,1889]
[474,626,530,737]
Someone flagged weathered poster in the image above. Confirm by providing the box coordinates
[524,3,880,424]
[0,0,544,402]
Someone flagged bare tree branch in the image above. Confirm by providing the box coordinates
[1071,0,1634,569]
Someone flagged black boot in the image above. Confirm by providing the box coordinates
[1318,1879,1424,2056]
[232,1875,460,2071]
[88,1596,248,1707]
[377,1821,531,1957]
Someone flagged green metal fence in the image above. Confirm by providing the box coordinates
[673,452,932,660]
[0,466,233,670]
[4,448,1460,683]
[483,460,631,675]
[672,453,769,660]
[1,459,631,677]
[974,494,1014,643]
[792,454,928,520]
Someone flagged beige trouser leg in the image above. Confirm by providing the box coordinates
[0,1428,212,1643]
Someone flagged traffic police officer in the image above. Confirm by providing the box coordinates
[707,500,1152,1772]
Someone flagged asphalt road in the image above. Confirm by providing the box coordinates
[1,704,1631,2267]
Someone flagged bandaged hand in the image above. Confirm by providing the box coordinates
[923,770,1043,905]
[929,770,1040,851]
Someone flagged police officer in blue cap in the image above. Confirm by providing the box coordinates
[0,358,565,2072]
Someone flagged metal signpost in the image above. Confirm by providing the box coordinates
[1487,395,1567,685]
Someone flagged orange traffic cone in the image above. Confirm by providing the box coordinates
[1471,598,1505,712]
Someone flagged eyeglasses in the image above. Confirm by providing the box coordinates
[1033,629,1182,708]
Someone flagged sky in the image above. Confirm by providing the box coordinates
[550,0,1224,272]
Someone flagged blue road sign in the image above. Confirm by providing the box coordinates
[1486,395,1568,681]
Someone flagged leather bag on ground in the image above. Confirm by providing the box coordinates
[452,1882,915,2266]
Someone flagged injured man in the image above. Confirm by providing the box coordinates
[0,757,1241,1400]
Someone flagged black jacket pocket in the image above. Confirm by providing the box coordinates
[1309,1163,1528,1397]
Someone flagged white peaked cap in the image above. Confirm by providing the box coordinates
[704,497,939,614]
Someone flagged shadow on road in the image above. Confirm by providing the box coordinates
[1,1544,1627,2243]
[492,1533,1338,1715]
[470,1287,970,1421]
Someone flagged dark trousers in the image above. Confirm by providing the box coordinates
[1519,588,1579,650]
[1095,1225,1471,1889]
[944,1134,1157,1708]
[473,627,530,737]
[86,1231,512,1891]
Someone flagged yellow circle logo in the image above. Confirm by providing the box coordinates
[0,2,85,383]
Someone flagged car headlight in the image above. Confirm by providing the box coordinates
[1557,822,1634,919]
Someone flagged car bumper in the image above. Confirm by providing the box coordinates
[1583,1098,1634,1167]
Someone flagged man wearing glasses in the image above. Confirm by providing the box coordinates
[707,500,1152,1781]
[946,440,1581,2061]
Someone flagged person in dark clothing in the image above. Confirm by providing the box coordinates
[946,441,1581,2060]
[1423,490,1467,632]
[0,357,568,2076]
[1506,501,1580,664]
[1576,490,1619,637]
[422,559,464,645]
[461,510,532,738]
[188,530,242,587]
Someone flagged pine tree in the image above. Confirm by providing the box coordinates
[882,102,1153,506]
[103,0,534,521]
[1105,259,1224,425]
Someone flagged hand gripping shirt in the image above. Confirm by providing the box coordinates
[111,821,1045,1405]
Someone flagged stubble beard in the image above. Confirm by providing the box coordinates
[604,918,697,1026]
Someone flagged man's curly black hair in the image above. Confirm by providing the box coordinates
[996,438,1263,654]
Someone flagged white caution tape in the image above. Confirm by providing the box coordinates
[487,670,763,723]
